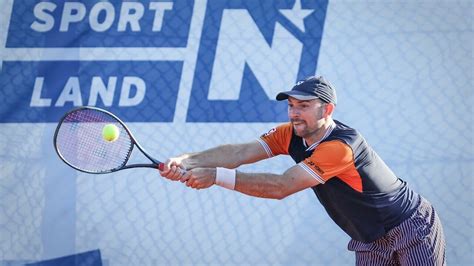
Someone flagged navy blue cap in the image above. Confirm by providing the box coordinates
[276,76,337,104]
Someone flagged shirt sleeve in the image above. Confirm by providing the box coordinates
[299,140,354,183]
[257,123,292,157]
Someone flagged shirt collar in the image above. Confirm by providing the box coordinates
[303,121,336,151]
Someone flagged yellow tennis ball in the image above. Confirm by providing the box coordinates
[102,124,120,142]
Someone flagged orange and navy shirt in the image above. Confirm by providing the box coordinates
[258,120,419,243]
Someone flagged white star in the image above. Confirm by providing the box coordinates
[279,0,314,32]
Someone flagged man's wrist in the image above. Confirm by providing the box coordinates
[215,167,236,190]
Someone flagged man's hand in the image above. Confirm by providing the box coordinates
[159,155,189,181]
[184,168,216,189]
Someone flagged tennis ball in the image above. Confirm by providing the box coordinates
[102,124,120,142]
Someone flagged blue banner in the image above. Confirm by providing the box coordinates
[7,0,193,48]
[0,0,328,123]
[0,61,182,122]
[188,0,328,122]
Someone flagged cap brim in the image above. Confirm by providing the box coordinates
[276,91,319,101]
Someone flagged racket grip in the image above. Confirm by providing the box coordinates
[157,162,186,174]
[158,163,165,171]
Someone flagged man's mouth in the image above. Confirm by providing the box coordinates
[292,120,305,126]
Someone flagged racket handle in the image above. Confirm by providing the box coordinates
[157,162,186,174]
[158,163,165,171]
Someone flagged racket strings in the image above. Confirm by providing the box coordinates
[56,109,133,173]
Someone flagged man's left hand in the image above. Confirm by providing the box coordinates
[184,168,216,189]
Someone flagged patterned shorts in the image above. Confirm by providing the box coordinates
[348,196,446,266]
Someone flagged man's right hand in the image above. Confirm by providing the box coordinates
[159,155,189,181]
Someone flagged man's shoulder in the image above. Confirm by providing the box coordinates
[261,122,292,137]
[328,120,363,146]
[333,120,359,135]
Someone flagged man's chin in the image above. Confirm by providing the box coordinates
[293,127,306,137]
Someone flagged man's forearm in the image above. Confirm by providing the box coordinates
[185,144,242,169]
[234,171,289,200]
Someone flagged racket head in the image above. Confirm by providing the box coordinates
[54,106,134,174]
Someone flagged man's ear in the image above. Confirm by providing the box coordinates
[324,103,335,117]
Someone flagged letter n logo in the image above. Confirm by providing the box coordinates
[187,0,328,122]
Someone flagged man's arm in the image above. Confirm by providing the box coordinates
[184,165,320,200]
[176,140,269,169]
[160,140,269,180]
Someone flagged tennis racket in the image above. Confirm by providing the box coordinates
[54,106,168,174]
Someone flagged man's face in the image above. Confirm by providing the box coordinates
[287,97,326,138]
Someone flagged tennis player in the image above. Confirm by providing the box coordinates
[160,76,446,265]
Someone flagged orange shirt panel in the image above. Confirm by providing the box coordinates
[259,123,292,156]
[302,140,363,192]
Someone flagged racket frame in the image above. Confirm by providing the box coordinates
[54,106,165,174]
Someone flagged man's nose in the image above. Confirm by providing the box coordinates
[288,108,300,118]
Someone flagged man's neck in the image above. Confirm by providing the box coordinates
[304,118,335,147]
